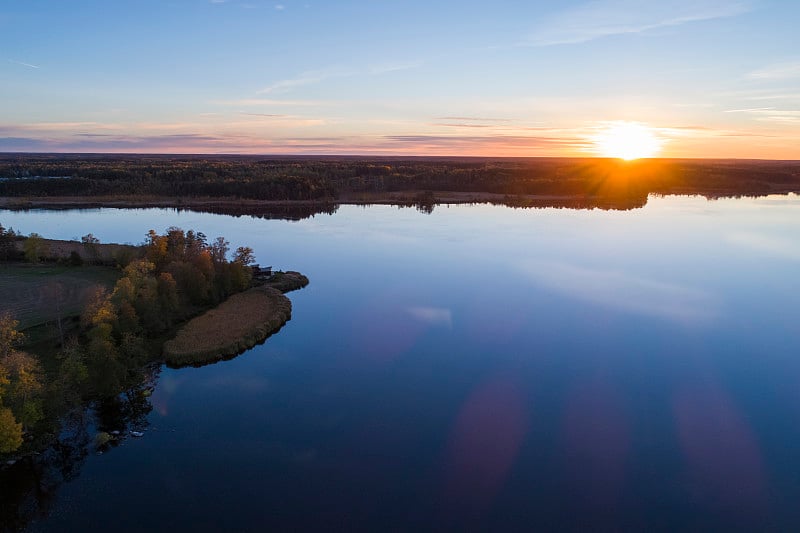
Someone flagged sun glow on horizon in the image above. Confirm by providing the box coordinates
[592,122,664,160]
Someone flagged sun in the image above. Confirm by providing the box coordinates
[592,121,663,160]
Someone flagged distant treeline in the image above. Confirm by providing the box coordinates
[1,154,799,204]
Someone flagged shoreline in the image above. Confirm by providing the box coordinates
[2,188,799,215]
[162,272,309,368]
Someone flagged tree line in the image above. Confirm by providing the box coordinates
[1,155,798,203]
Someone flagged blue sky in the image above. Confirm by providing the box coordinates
[1,0,799,157]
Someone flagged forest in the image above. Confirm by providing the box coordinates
[1,155,799,210]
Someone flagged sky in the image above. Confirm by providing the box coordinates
[1,0,799,158]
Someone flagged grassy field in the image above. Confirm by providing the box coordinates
[0,263,119,330]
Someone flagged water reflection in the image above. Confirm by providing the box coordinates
[1,196,799,530]
[727,232,800,262]
[561,376,630,510]
[442,372,529,525]
[0,367,158,531]
[518,260,717,324]
[673,379,768,512]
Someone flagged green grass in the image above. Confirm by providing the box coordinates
[0,263,120,330]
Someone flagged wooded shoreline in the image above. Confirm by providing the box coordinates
[2,156,799,215]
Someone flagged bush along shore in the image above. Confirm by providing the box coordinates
[163,271,308,367]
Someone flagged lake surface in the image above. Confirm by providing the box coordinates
[2,195,800,531]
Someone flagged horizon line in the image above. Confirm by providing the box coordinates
[0,151,797,162]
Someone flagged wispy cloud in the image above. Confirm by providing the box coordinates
[258,67,352,94]
[527,0,751,46]
[435,117,511,123]
[725,107,777,113]
[744,93,800,102]
[383,133,588,156]
[748,61,800,80]
[211,98,330,107]
[8,59,40,69]
[432,116,514,129]
[369,61,423,75]
[724,107,800,124]
[239,112,289,118]
[431,123,494,129]
[258,61,421,95]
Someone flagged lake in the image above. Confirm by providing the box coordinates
[2,195,800,531]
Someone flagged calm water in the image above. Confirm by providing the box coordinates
[2,195,800,531]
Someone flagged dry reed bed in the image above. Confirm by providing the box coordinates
[162,286,292,367]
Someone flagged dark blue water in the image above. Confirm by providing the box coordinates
[3,195,800,531]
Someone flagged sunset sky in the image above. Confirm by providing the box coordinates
[1,0,798,158]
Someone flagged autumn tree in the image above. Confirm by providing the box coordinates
[23,233,48,263]
[233,246,255,266]
[2,351,44,431]
[0,312,25,358]
[0,347,20,454]
[210,236,229,265]
[0,407,23,453]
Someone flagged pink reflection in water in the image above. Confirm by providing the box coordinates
[561,377,631,508]
[442,373,529,519]
[149,374,186,417]
[673,381,769,511]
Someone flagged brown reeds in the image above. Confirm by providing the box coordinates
[162,286,292,367]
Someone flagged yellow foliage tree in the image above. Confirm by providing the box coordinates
[0,407,23,454]
[0,311,25,358]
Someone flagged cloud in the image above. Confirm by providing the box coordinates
[517,260,717,324]
[239,112,289,118]
[8,59,40,69]
[431,117,515,129]
[384,133,588,153]
[211,98,330,107]
[527,0,751,46]
[744,93,800,102]
[724,107,800,124]
[258,61,421,95]
[369,61,423,75]
[258,67,353,94]
[436,117,511,123]
[0,137,53,151]
[431,123,493,129]
[0,121,112,133]
[748,62,800,80]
